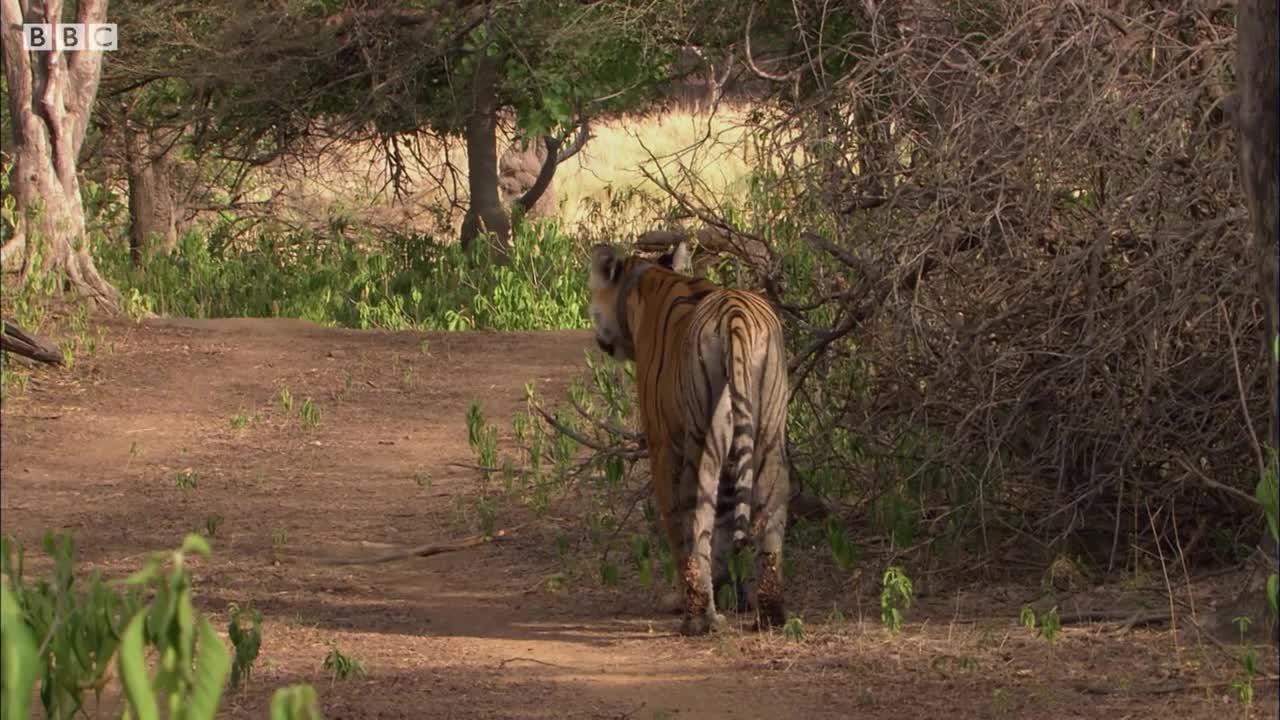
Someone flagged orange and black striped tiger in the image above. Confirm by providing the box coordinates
[588,241,790,635]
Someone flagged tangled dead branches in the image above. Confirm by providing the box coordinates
[655,0,1266,567]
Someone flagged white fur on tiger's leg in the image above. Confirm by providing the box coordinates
[678,472,723,634]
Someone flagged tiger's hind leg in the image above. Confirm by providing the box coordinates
[679,396,731,636]
[748,441,790,631]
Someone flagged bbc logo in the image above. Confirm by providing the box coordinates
[22,23,118,52]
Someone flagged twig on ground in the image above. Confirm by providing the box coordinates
[317,525,524,565]
[498,656,570,669]
[1039,609,1173,629]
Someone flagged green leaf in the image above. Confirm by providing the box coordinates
[176,591,198,679]
[1267,573,1278,619]
[117,610,160,720]
[1019,606,1036,630]
[599,560,620,586]
[181,533,212,559]
[543,95,571,126]
[1257,450,1279,542]
[1,580,40,720]
[182,618,230,720]
[120,556,164,586]
[270,684,322,720]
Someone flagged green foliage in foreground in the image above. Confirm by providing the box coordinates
[1259,447,1279,619]
[95,222,589,332]
[0,531,321,719]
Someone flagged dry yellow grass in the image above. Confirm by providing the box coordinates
[260,105,765,242]
[557,106,759,228]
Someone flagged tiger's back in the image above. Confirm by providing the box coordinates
[588,242,791,635]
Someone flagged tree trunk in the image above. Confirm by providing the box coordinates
[1227,0,1278,644]
[459,51,511,260]
[500,135,558,220]
[0,0,119,312]
[124,121,180,265]
[1236,0,1279,460]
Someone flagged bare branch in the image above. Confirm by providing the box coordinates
[744,4,797,82]
[533,403,646,461]
[555,119,592,164]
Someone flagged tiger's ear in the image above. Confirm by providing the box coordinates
[590,244,625,285]
[668,240,693,274]
[655,240,691,273]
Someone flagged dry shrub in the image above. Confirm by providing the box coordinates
[698,0,1265,567]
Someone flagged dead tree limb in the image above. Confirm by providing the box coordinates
[1,320,63,366]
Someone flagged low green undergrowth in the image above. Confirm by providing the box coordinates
[0,531,321,719]
[94,222,590,332]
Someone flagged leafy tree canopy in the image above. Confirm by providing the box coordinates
[108,1,680,163]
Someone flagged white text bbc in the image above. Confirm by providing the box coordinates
[22,24,118,52]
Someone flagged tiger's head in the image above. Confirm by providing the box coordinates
[588,241,691,361]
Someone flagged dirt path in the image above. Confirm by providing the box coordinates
[1,318,1275,719]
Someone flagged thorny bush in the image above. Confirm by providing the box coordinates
[645,0,1269,575]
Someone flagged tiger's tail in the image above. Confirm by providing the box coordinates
[724,309,756,550]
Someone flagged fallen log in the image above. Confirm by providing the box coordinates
[1,320,63,366]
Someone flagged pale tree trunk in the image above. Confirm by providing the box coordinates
[0,0,119,312]
[123,120,180,266]
[459,51,511,260]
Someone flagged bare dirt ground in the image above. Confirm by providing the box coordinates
[2,317,1277,719]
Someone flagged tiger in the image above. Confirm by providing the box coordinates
[588,240,791,635]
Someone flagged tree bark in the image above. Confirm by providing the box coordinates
[123,121,180,265]
[1236,0,1279,459]
[0,0,120,311]
[1226,0,1279,644]
[459,51,511,260]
